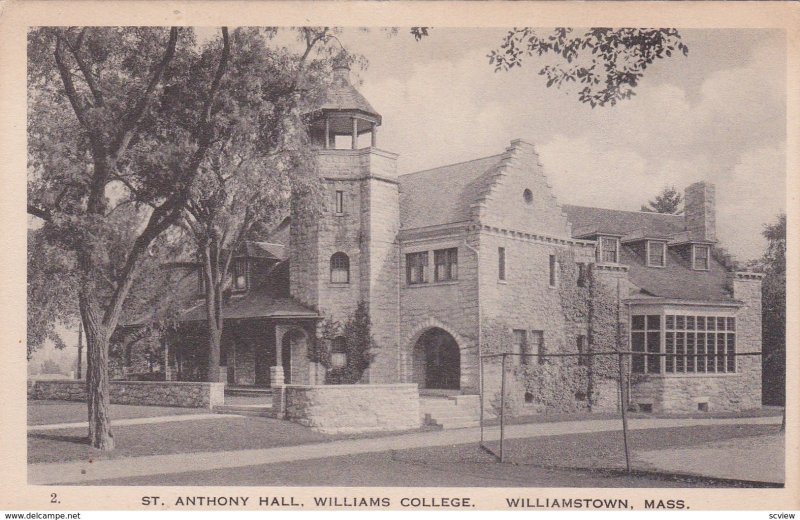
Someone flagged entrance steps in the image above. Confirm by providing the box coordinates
[420,394,481,429]
[213,403,273,417]
[224,386,273,398]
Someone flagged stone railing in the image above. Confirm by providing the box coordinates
[27,380,225,410]
[273,383,420,434]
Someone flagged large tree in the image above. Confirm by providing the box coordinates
[181,28,334,382]
[27,27,231,450]
[640,185,683,214]
[759,214,786,406]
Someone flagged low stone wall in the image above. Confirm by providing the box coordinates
[274,383,421,434]
[27,380,225,410]
[630,366,761,414]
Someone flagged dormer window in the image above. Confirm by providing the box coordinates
[647,241,666,268]
[598,237,619,264]
[693,244,710,271]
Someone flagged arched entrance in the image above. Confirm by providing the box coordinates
[413,328,460,390]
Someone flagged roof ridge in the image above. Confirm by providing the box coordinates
[563,203,685,218]
[399,153,504,178]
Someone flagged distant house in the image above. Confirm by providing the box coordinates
[116,59,763,415]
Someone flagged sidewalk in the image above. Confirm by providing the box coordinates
[28,413,243,431]
[29,415,781,485]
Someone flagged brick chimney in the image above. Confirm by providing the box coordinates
[684,182,716,242]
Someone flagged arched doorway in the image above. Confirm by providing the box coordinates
[413,328,460,390]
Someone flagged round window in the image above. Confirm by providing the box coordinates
[523,188,533,204]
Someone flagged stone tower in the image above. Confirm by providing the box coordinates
[290,56,401,383]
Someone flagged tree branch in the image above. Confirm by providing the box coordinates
[27,204,52,222]
[109,27,179,163]
[65,28,105,108]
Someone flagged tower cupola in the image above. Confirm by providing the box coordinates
[307,53,381,150]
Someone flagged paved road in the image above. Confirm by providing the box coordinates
[29,415,782,485]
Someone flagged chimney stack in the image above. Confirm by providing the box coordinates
[684,182,716,242]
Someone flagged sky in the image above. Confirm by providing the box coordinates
[327,28,785,264]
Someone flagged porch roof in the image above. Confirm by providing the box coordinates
[179,289,319,322]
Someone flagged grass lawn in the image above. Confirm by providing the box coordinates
[394,423,782,475]
[28,400,206,426]
[28,415,333,464]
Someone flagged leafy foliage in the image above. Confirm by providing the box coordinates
[488,28,688,107]
[27,229,79,357]
[324,302,377,384]
[641,185,683,214]
[757,214,786,405]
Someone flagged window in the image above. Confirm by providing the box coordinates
[232,258,248,291]
[335,190,344,215]
[647,241,666,268]
[631,314,661,374]
[531,330,545,365]
[598,237,619,263]
[693,245,710,270]
[512,329,528,365]
[665,314,735,374]
[576,262,588,288]
[434,248,458,282]
[330,252,350,283]
[498,247,506,281]
[406,251,428,285]
[523,188,533,204]
[549,255,558,287]
[331,336,347,368]
[577,335,588,366]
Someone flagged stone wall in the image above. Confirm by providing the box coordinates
[27,380,225,409]
[274,383,420,434]
[398,233,480,392]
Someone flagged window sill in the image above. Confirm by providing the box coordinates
[328,282,351,288]
[634,372,739,378]
[497,280,508,285]
[405,280,460,289]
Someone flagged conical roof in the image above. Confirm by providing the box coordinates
[310,56,381,124]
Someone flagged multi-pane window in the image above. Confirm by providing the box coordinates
[647,241,666,268]
[665,314,736,374]
[531,330,545,365]
[577,334,588,366]
[549,255,558,287]
[512,329,528,365]
[330,252,350,283]
[693,245,710,270]
[406,251,428,285]
[434,248,458,282]
[232,258,248,291]
[631,315,662,374]
[335,190,344,215]
[498,247,506,281]
[598,237,619,263]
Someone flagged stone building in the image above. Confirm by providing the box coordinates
[123,60,763,416]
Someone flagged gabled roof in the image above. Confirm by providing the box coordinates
[242,241,287,261]
[398,154,503,230]
[563,205,685,239]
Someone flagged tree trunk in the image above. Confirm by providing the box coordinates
[82,307,114,450]
[202,239,224,382]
